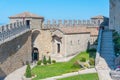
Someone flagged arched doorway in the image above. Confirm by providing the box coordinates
[100,26,104,30]
[32,47,39,61]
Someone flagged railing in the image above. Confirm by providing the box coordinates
[95,29,103,66]
[0,21,30,44]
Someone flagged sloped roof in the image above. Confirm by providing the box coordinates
[59,27,90,34]
[9,12,44,19]
[87,27,99,36]
[55,27,99,36]
[91,15,105,19]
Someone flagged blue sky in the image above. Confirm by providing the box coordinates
[0,0,109,24]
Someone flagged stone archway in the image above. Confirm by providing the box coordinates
[32,30,40,44]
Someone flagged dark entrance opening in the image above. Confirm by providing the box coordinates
[100,26,104,30]
[32,47,39,61]
[26,20,30,28]
[57,43,60,53]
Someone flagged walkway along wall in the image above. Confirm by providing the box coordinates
[0,30,32,79]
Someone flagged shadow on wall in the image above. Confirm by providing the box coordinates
[0,68,6,80]
[32,30,40,43]
[0,31,31,64]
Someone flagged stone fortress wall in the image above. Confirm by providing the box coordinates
[0,21,32,79]
[0,21,30,44]
[0,11,109,78]
[109,0,120,33]
[109,0,120,66]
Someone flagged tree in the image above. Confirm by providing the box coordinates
[25,64,31,78]
[43,56,47,65]
[48,56,51,64]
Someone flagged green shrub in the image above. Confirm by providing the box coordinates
[80,57,86,62]
[72,61,80,68]
[52,60,56,63]
[84,63,90,68]
[37,60,42,65]
[25,64,31,78]
[48,56,51,64]
[89,58,95,65]
[88,48,96,52]
[43,56,47,65]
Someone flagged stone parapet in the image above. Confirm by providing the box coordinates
[43,19,99,29]
[0,21,30,44]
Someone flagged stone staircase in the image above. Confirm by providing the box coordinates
[96,30,115,80]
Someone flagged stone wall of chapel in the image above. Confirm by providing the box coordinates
[33,29,52,59]
[64,33,90,57]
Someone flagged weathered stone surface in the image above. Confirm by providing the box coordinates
[0,31,32,78]
[109,0,120,32]
[33,29,53,59]
[115,55,120,66]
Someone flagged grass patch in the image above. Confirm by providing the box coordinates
[32,50,96,80]
[58,73,99,80]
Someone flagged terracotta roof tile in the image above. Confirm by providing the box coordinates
[87,27,99,36]
[58,27,98,36]
[59,27,89,34]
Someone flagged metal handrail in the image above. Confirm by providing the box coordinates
[95,29,103,66]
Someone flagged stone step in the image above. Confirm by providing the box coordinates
[102,38,113,40]
[101,47,114,49]
[101,53,115,56]
[102,40,113,42]
[103,33,112,34]
[101,43,113,46]
[102,36,112,39]
[101,41,113,43]
[102,34,112,36]
[103,32,112,33]
[101,51,114,53]
[101,48,114,51]
[102,39,113,41]
[101,45,114,48]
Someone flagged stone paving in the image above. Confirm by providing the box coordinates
[4,63,36,80]
[96,30,116,80]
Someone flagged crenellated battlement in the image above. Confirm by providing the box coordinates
[0,21,30,44]
[43,19,99,29]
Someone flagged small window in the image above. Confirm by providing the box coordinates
[78,40,80,45]
[70,41,72,45]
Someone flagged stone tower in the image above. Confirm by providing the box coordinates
[109,0,120,32]
[9,12,44,29]
[91,15,109,27]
